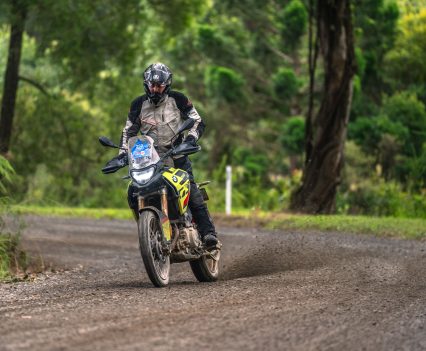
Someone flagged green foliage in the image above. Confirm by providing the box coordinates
[342,141,376,183]
[395,142,426,190]
[197,25,225,55]
[234,147,269,178]
[202,149,302,212]
[348,91,426,181]
[146,0,206,33]
[22,0,143,89]
[0,159,23,281]
[349,91,426,187]
[339,141,426,218]
[204,66,245,103]
[337,178,426,218]
[382,91,426,156]
[0,156,15,195]
[0,233,27,281]
[354,47,367,79]
[195,25,235,64]
[1,0,425,219]
[353,0,400,106]
[349,115,408,154]
[279,0,308,51]
[385,9,426,89]
[273,67,299,101]
[280,116,305,155]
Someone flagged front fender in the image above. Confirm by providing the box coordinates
[139,206,172,241]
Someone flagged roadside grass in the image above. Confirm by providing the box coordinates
[0,233,28,281]
[0,208,28,281]
[12,205,133,220]
[242,212,426,240]
[194,209,425,240]
[0,234,12,279]
[11,205,426,240]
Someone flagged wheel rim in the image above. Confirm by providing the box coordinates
[148,217,169,280]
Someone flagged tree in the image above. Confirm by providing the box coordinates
[0,0,27,155]
[291,0,357,213]
[0,0,141,155]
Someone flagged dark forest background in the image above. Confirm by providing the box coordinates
[0,0,425,218]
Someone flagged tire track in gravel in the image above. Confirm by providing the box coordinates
[0,216,425,351]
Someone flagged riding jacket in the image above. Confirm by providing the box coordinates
[119,91,205,156]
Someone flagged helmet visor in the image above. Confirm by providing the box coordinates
[147,81,167,88]
[147,81,166,94]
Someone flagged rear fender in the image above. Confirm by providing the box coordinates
[139,206,172,241]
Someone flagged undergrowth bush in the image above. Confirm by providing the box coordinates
[0,231,27,280]
[338,141,426,218]
[7,143,425,219]
[0,156,28,281]
[337,179,426,218]
[202,167,302,212]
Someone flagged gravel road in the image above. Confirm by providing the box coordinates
[1,216,425,351]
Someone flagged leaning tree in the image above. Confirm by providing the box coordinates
[290,0,357,213]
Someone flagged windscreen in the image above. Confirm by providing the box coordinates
[127,136,160,170]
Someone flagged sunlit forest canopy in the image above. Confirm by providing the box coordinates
[0,0,425,217]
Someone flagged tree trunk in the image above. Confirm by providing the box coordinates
[0,1,27,156]
[290,0,356,213]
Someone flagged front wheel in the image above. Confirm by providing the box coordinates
[190,249,220,282]
[138,211,170,287]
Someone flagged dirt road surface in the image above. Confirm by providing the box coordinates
[1,216,425,351]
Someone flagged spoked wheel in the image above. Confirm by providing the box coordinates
[138,211,170,287]
[190,248,220,282]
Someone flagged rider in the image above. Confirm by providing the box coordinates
[119,63,218,248]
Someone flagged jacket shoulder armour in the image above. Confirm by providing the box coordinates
[128,95,148,122]
[168,90,194,117]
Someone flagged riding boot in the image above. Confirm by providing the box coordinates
[189,182,217,238]
[174,156,217,243]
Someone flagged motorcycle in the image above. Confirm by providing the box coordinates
[99,119,221,287]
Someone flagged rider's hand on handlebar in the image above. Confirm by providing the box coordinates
[184,135,197,146]
[117,152,128,166]
[102,153,128,174]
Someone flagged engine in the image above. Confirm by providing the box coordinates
[177,226,201,252]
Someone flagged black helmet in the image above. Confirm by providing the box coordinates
[143,63,173,105]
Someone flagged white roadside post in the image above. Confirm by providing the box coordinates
[226,165,232,215]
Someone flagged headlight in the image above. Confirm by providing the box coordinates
[131,167,155,184]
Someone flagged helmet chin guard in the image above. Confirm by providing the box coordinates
[148,92,164,105]
[143,63,173,105]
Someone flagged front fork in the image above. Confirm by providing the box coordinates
[160,187,168,217]
[137,187,168,214]
[138,187,173,243]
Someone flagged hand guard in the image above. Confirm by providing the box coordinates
[117,152,128,166]
[102,153,128,174]
[184,135,197,146]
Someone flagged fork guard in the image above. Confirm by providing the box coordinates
[138,206,172,242]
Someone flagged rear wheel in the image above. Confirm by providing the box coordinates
[190,249,220,282]
[138,211,170,287]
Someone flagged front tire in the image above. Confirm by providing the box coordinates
[138,211,170,287]
[190,249,220,282]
